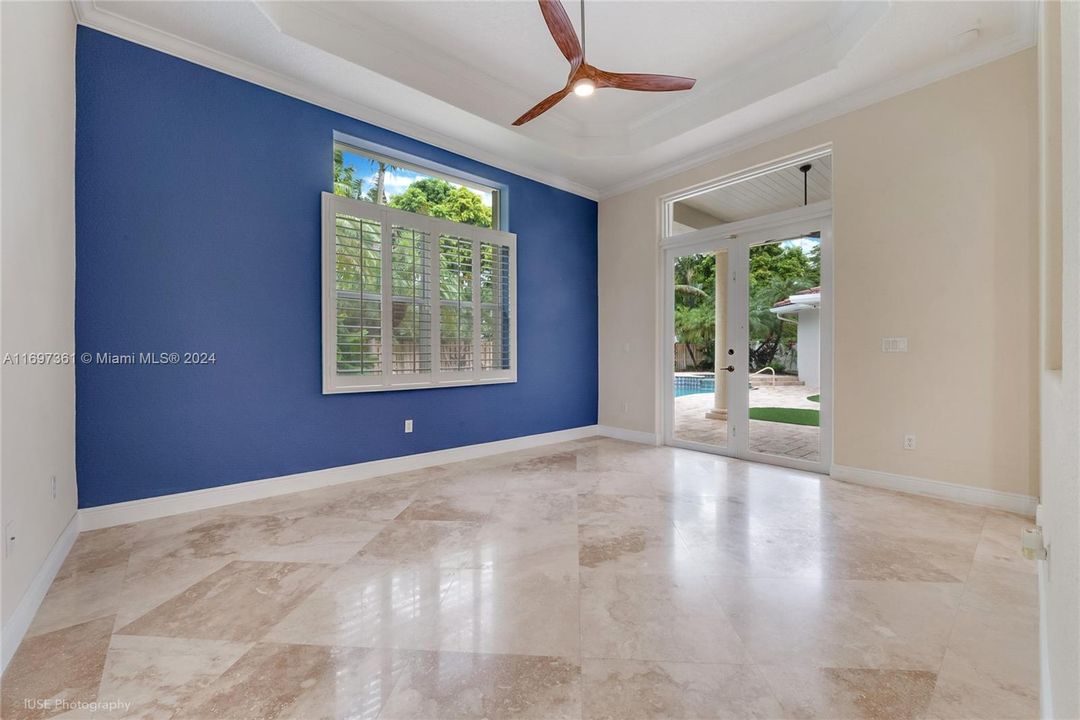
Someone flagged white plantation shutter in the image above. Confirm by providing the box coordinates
[333,213,382,377]
[322,192,516,393]
[480,241,512,371]
[439,233,474,373]
[390,224,432,376]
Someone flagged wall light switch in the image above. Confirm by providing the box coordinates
[404,419,413,433]
[882,337,908,353]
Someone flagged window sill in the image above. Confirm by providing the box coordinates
[322,375,517,395]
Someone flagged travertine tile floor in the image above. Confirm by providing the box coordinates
[1,438,1037,719]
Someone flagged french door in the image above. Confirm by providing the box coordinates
[663,206,832,474]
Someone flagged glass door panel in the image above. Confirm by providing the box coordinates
[671,248,731,449]
[745,232,822,463]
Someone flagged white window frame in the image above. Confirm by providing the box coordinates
[322,192,517,394]
[333,131,510,231]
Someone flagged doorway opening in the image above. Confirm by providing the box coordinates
[662,148,832,473]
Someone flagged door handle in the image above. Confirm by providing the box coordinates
[723,365,735,373]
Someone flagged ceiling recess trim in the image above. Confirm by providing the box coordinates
[599,2,1037,199]
[70,0,1037,202]
[69,0,600,200]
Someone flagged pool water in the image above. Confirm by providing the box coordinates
[674,375,715,397]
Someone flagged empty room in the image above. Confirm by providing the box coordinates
[1,1,1078,718]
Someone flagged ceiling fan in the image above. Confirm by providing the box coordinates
[513,0,696,126]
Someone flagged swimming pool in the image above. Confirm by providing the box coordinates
[674,374,715,397]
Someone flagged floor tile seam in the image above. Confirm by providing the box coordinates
[932,507,996,673]
[24,607,119,642]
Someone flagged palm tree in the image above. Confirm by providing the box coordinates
[373,161,399,205]
[672,254,716,368]
[333,149,364,199]
[748,276,810,369]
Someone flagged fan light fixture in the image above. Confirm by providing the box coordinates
[511,0,696,125]
[573,79,596,97]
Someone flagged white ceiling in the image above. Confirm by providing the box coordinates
[75,1,1036,199]
[678,154,833,226]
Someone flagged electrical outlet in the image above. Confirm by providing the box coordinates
[4,521,15,558]
[903,434,917,450]
[404,419,413,433]
[51,475,57,499]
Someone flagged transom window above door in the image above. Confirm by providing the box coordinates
[663,148,832,237]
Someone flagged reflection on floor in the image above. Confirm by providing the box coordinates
[1,438,1037,719]
[675,384,821,461]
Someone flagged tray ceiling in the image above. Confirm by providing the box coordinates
[77,1,1036,198]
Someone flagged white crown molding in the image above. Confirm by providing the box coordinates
[261,1,885,159]
[254,1,579,138]
[1,513,79,674]
[603,2,888,153]
[598,4,1037,200]
[69,0,600,201]
[70,0,1036,202]
[831,464,1038,516]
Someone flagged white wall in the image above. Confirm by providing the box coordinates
[599,50,1039,499]
[1038,2,1079,717]
[0,1,78,663]
[796,310,820,388]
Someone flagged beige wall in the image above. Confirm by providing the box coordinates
[1038,2,1079,716]
[0,1,78,651]
[599,49,1039,497]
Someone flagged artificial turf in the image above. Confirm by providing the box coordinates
[747,407,820,426]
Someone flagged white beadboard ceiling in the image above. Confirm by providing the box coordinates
[679,155,833,226]
[75,1,1036,199]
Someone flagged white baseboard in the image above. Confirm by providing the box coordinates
[79,425,602,531]
[596,425,660,446]
[7,425,613,671]
[831,464,1038,516]
[1,512,79,674]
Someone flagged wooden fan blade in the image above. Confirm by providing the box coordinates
[595,71,696,92]
[512,87,572,125]
[538,0,583,67]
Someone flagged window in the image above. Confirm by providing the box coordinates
[334,142,501,230]
[322,192,516,393]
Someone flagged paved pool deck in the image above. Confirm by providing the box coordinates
[673,382,821,462]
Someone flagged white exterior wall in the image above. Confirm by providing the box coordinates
[796,309,821,388]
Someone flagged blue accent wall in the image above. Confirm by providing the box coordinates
[75,28,598,508]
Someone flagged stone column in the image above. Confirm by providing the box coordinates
[706,250,728,420]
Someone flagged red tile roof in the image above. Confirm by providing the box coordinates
[772,286,821,308]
